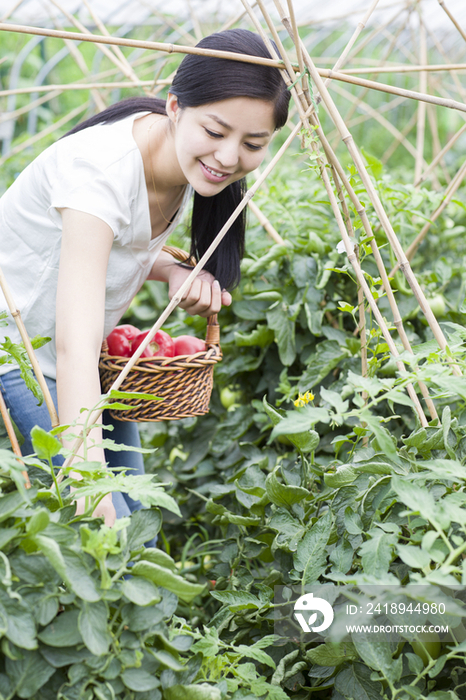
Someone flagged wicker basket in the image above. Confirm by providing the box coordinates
[99,246,222,422]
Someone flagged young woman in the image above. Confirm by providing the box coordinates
[0,28,290,526]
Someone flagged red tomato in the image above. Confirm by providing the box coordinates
[106,324,140,357]
[132,330,175,358]
[173,335,206,356]
[116,324,140,341]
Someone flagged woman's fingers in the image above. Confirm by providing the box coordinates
[167,265,232,317]
[179,278,224,317]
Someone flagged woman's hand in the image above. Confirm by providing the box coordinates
[167,264,232,317]
[73,493,116,527]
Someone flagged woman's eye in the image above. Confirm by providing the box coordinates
[205,128,222,138]
[245,143,263,151]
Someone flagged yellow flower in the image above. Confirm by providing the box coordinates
[294,391,314,407]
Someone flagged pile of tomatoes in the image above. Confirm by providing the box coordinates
[106,324,206,358]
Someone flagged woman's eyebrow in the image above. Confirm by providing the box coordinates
[206,113,271,138]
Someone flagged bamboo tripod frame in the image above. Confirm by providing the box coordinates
[0,0,466,466]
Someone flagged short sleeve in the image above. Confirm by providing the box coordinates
[48,156,131,241]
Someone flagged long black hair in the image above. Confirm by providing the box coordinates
[65,29,290,289]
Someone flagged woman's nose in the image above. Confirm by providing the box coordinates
[215,140,239,169]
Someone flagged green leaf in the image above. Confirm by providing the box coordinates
[293,511,332,583]
[164,684,221,700]
[27,509,50,536]
[131,561,205,603]
[34,537,100,602]
[235,644,276,669]
[1,596,37,650]
[266,466,308,507]
[324,465,357,488]
[334,662,384,700]
[306,641,358,667]
[360,412,400,464]
[126,508,162,550]
[352,632,402,683]
[78,601,111,656]
[5,649,55,698]
[0,489,29,523]
[359,529,397,577]
[329,539,354,574]
[71,476,181,516]
[121,577,161,606]
[298,340,349,390]
[0,526,20,549]
[266,305,296,366]
[235,325,274,348]
[30,426,62,461]
[396,544,431,569]
[38,610,83,647]
[391,477,442,528]
[121,668,160,692]
[361,147,383,179]
[246,244,289,276]
[269,407,330,439]
[38,645,91,668]
[210,590,262,612]
[139,547,177,572]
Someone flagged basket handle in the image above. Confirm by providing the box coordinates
[162,245,220,349]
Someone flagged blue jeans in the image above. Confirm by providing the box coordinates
[0,369,153,532]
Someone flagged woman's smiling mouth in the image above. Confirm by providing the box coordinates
[199,160,232,182]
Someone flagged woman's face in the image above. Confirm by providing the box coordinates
[166,94,276,196]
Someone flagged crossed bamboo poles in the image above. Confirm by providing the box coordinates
[1,0,466,466]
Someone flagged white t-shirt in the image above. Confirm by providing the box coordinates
[0,112,192,379]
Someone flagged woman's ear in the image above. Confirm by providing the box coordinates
[166,93,181,125]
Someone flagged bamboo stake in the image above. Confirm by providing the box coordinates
[0,80,170,98]
[0,102,89,167]
[62,113,311,469]
[277,12,460,376]
[0,89,62,124]
[331,82,426,164]
[219,1,258,32]
[0,0,24,22]
[46,0,139,83]
[252,0,432,422]
[0,267,59,428]
[414,15,427,184]
[186,0,203,41]
[426,102,451,185]
[286,0,310,106]
[146,7,197,45]
[248,199,286,245]
[381,110,417,164]
[316,67,466,114]
[391,159,466,274]
[325,0,382,75]
[81,0,143,88]
[415,122,466,186]
[0,389,30,488]
[0,22,286,69]
[437,0,466,44]
[2,21,466,115]
[337,63,466,75]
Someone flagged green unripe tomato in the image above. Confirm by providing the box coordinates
[427,294,447,318]
[411,631,441,666]
[220,386,242,409]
